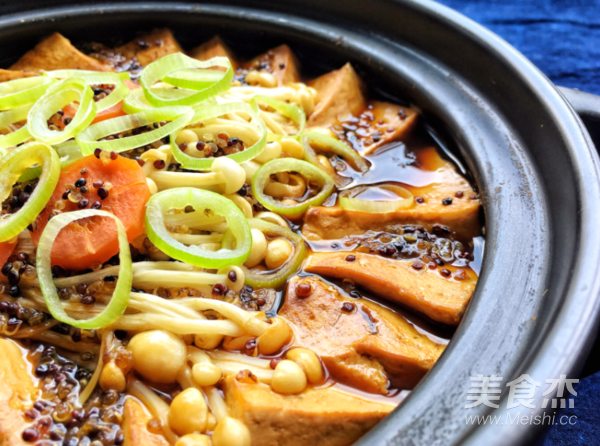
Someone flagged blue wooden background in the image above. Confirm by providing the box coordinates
[440,0,600,95]
[436,1,600,444]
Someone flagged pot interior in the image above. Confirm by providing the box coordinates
[0,3,598,445]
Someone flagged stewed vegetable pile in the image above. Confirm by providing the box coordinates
[0,31,482,446]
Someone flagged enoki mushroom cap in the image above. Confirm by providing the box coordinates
[212,157,246,194]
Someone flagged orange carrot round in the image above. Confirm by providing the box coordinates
[30,154,150,270]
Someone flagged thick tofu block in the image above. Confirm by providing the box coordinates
[281,276,445,394]
[122,398,169,446]
[347,101,419,155]
[243,45,300,86]
[304,253,477,325]
[307,63,366,128]
[223,373,394,446]
[0,339,37,446]
[115,29,183,67]
[188,36,238,69]
[302,148,481,240]
[11,33,111,72]
[0,70,37,82]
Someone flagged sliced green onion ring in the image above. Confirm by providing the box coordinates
[170,102,267,170]
[122,87,202,114]
[250,95,305,139]
[338,184,414,213]
[44,71,129,112]
[76,106,193,155]
[37,210,132,329]
[140,53,233,107]
[18,140,84,182]
[164,68,228,90]
[145,187,251,268]
[0,76,53,111]
[301,130,369,176]
[0,103,34,149]
[252,158,334,216]
[28,78,96,145]
[223,218,306,289]
[0,142,60,242]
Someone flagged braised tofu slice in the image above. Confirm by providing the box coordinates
[340,101,418,155]
[302,149,481,240]
[243,45,300,86]
[11,33,111,72]
[115,29,183,67]
[0,339,37,446]
[189,36,239,69]
[280,276,444,394]
[307,63,366,128]
[0,69,37,82]
[122,398,169,446]
[304,253,477,325]
[223,373,393,446]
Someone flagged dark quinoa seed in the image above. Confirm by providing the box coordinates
[440,268,451,277]
[115,329,128,340]
[153,159,166,169]
[180,142,188,152]
[77,199,89,209]
[1,261,12,276]
[81,295,96,305]
[22,427,40,442]
[75,178,86,188]
[63,117,72,126]
[227,271,237,282]
[110,151,118,160]
[7,269,20,285]
[296,282,312,298]
[345,254,356,262]
[9,285,20,297]
[91,201,102,210]
[94,148,102,158]
[92,181,104,189]
[79,186,88,194]
[341,302,355,312]
[245,338,257,351]
[62,191,70,200]
[411,261,424,270]
[97,187,109,200]
[442,198,453,205]
[212,283,229,296]
[72,329,82,343]
[415,196,425,204]
[455,190,464,198]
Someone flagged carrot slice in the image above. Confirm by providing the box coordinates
[30,154,150,270]
[0,240,17,266]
